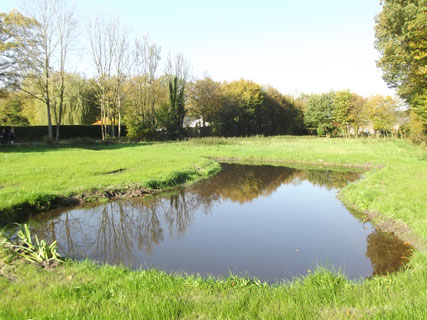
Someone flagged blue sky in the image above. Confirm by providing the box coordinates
[2,0,394,97]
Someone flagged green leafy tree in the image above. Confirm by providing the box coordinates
[219,80,264,136]
[375,0,426,138]
[187,76,222,128]
[348,94,367,135]
[365,95,398,135]
[0,10,37,87]
[304,92,336,135]
[166,76,186,138]
[333,90,353,136]
[163,53,189,139]
[125,37,162,139]
[0,89,30,125]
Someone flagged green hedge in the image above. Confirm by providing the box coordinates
[0,125,127,141]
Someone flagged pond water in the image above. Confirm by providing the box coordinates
[30,163,412,282]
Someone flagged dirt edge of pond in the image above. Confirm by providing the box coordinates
[0,186,157,225]
[211,157,379,170]
[339,196,427,253]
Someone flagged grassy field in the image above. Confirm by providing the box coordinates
[1,136,426,319]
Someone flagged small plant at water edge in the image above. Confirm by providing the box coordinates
[0,223,63,266]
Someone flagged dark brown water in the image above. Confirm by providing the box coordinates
[30,164,412,282]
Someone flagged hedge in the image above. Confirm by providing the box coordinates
[0,125,127,141]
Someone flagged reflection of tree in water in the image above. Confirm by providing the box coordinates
[163,189,196,237]
[95,203,134,264]
[133,200,164,256]
[365,230,413,276]
[31,211,87,257]
[302,169,360,190]
[190,163,360,203]
[191,164,299,203]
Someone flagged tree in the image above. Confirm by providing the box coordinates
[365,95,398,136]
[0,10,38,87]
[111,23,131,139]
[333,90,353,136]
[53,74,99,125]
[87,16,114,140]
[17,0,76,141]
[88,16,131,140]
[259,86,304,135]
[375,0,426,134]
[164,53,190,139]
[304,92,336,135]
[52,3,76,142]
[187,75,221,128]
[0,89,30,125]
[126,36,161,139]
[348,93,367,136]
[218,79,264,136]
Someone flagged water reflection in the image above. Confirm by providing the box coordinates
[192,164,359,203]
[366,230,413,276]
[31,163,411,281]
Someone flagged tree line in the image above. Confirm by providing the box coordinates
[0,0,424,141]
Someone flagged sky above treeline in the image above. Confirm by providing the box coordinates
[2,0,395,97]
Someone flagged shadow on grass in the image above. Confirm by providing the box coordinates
[0,141,154,153]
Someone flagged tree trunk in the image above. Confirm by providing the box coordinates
[118,97,121,139]
[56,74,65,143]
[45,62,53,141]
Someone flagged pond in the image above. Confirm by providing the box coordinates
[30,163,412,282]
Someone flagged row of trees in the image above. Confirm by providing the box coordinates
[303,90,405,137]
[1,73,405,138]
[0,1,192,141]
[1,0,424,141]
[1,2,305,140]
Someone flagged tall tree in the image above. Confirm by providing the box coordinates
[164,53,190,139]
[111,22,131,139]
[375,0,426,129]
[52,2,76,142]
[0,89,30,125]
[188,75,221,128]
[87,16,114,140]
[365,95,398,135]
[126,36,161,138]
[87,16,130,140]
[0,10,38,87]
[304,92,336,135]
[333,90,354,136]
[17,0,76,141]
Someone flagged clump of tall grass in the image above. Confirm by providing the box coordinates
[0,223,63,265]
[186,137,238,145]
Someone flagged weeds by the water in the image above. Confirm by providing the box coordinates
[0,223,63,264]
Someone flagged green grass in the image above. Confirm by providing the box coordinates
[0,250,426,319]
[1,136,426,319]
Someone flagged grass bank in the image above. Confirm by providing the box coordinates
[1,136,426,318]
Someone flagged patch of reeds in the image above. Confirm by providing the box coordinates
[0,223,63,265]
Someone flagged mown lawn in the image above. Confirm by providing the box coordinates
[0,136,426,319]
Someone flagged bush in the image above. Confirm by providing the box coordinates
[316,126,325,136]
[408,112,427,146]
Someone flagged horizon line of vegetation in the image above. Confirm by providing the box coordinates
[1,0,425,145]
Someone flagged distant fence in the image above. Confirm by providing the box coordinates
[0,125,127,141]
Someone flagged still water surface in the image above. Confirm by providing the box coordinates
[31,164,412,282]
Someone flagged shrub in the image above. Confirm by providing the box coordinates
[316,126,325,136]
[1,223,63,265]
